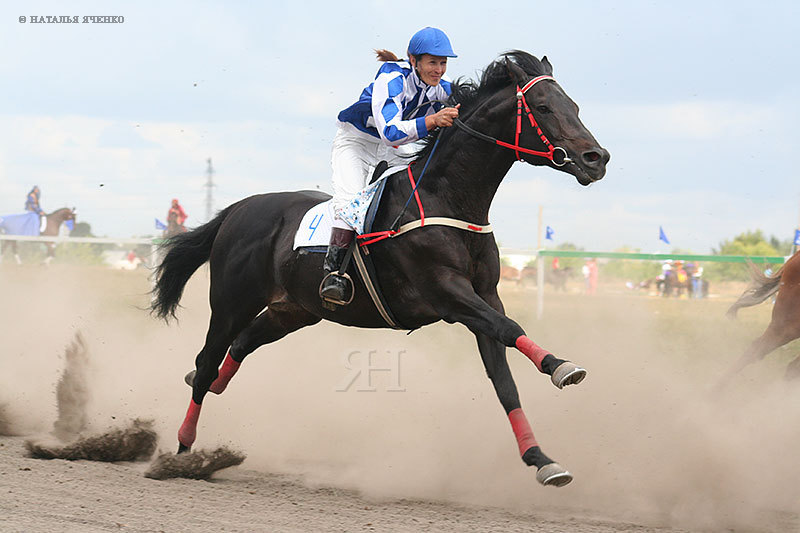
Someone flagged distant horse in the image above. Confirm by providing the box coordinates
[637,271,707,298]
[499,265,522,284]
[163,209,187,238]
[514,266,571,291]
[0,207,76,264]
[152,51,609,486]
[662,271,690,297]
[724,253,800,379]
[547,267,572,291]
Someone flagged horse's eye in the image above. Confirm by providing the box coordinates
[535,105,551,114]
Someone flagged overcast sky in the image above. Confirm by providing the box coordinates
[1,1,798,253]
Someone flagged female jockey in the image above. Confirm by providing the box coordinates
[25,185,44,216]
[320,26,460,305]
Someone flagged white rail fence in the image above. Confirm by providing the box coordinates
[0,234,159,266]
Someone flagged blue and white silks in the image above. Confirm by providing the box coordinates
[337,60,451,146]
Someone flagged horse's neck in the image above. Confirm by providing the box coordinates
[414,135,514,223]
[413,94,518,222]
[43,210,65,235]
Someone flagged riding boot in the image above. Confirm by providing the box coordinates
[320,227,355,305]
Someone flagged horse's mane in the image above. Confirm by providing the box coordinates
[414,50,550,162]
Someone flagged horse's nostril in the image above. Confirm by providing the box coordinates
[584,151,601,163]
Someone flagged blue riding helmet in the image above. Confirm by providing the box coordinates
[407,27,457,58]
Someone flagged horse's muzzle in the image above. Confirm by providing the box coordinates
[573,146,610,185]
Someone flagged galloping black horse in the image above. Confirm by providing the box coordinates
[152,51,609,486]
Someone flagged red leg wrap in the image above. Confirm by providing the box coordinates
[178,399,202,448]
[515,335,548,372]
[209,351,241,394]
[508,408,538,456]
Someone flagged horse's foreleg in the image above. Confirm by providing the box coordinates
[474,329,573,487]
[41,242,55,265]
[432,275,585,389]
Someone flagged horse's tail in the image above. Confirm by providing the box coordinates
[725,260,784,319]
[150,203,237,321]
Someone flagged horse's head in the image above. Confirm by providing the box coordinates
[449,51,609,187]
[502,52,609,185]
[47,207,76,221]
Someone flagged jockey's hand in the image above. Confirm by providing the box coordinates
[427,104,460,130]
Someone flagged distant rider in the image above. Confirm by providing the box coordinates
[320,27,460,305]
[25,185,45,217]
[167,198,188,229]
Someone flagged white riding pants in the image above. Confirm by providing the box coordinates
[330,121,417,229]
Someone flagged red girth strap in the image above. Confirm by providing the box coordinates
[356,166,491,246]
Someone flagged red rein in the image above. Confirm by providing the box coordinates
[357,166,425,246]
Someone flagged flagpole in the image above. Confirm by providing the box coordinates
[537,205,543,250]
[795,196,800,255]
[537,206,544,320]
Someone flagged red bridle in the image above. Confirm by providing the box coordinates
[454,75,570,166]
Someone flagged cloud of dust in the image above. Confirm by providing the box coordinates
[2,265,798,530]
[52,331,90,440]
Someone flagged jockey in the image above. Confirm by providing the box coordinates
[320,27,460,305]
[168,198,188,227]
[25,185,44,217]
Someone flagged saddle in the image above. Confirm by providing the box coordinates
[318,162,404,325]
[296,161,493,329]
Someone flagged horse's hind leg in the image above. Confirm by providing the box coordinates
[784,351,800,380]
[177,303,320,452]
[177,313,242,452]
[185,303,321,395]
[721,297,800,385]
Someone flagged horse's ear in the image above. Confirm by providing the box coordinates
[504,57,527,85]
[541,56,554,75]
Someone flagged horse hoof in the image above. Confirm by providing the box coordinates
[184,370,196,388]
[536,462,573,487]
[551,362,586,389]
[177,443,191,454]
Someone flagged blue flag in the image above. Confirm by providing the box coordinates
[545,225,554,240]
[659,226,670,245]
[794,229,800,246]
[155,218,167,230]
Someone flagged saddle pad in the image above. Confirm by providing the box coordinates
[292,199,336,249]
[292,166,403,250]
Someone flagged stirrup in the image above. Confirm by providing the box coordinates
[319,271,355,306]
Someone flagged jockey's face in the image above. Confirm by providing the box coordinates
[410,54,448,86]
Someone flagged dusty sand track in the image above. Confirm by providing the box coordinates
[1,264,798,532]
